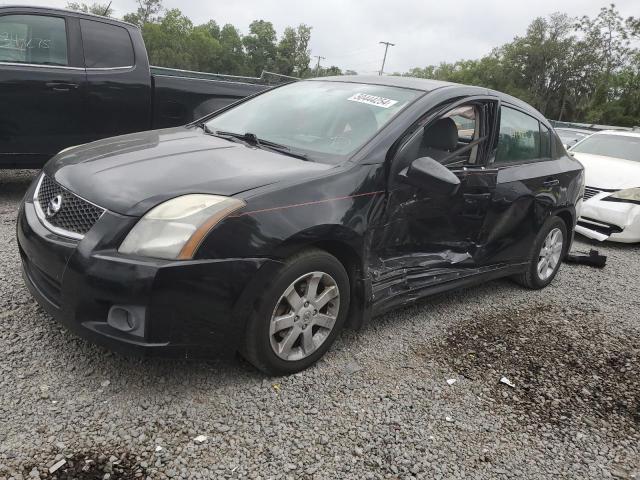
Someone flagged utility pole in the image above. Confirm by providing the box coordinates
[314,55,325,76]
[378,41,395,76]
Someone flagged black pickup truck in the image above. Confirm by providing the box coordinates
[0,6,272,167]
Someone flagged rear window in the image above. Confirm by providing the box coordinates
[0,14,68,66]
[572,134,640,162]
[80,19,133,68]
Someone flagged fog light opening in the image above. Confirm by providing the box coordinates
[108,306,136,332]
[107,305,146,337]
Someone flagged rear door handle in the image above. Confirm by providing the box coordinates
[543,178,560,187]
[46,82,79,92]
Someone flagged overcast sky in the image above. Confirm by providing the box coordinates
[12,0,640,73]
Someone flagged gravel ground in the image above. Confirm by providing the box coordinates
[1,169,639,480]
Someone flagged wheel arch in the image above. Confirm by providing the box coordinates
[271,225,371,330]
[554,207,576,255]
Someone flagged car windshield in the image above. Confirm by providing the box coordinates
[204,81,421,163]
[571,134,640,162]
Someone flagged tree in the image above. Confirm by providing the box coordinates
[243,20,278,76]
[142,9,194,69]
[65,2,113,16]
[122,0,163,27]
[275,24,311,77]
[403,5,640,126]
[218,24,246,75]
[275,27,297,76]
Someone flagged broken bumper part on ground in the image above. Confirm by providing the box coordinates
[565,249,607,268]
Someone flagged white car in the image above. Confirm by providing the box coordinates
[570,130,640,243]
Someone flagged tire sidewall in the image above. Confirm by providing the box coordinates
[247,252,350,375]
[527,216,567,289]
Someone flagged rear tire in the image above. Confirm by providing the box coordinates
[513,216,567,289]
[241,248,350,376]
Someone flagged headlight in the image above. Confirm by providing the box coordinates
[119,194,245,260]
[605,187,640,203]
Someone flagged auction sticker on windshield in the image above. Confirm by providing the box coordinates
[347,93,398,108]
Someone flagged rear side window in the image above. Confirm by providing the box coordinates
[495,107,540,163]
[0,14,68,66]
[80,19,133,68]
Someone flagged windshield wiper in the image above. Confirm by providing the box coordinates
[213,131,309,161]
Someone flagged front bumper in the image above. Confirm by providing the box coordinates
[17,197,282,357]
[576,193,640,243]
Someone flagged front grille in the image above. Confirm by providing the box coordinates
[35,175,105,237]
[584,186,603,200]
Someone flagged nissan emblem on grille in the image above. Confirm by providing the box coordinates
[35,175,106,237]
[46,194,63,218]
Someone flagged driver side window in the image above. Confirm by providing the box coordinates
[394,102,485,174]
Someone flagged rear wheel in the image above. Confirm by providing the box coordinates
[513,216,567,289]
[242,249,350,375]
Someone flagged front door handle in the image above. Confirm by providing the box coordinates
[46,82,79,92]
[543,178,560,187]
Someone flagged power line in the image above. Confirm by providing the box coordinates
[378,41,395,76]
[313,55,326,76]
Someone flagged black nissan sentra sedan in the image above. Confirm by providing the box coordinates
[17,76,584,375]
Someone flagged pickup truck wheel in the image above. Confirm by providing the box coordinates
[513,216,567,289]
[241,249,350,376]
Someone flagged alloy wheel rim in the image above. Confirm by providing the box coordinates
[269,271,340,361]
[537,227,563,281]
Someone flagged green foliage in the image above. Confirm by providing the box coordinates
[132,1,312,79]
[65,2,113,16]
[122,0,163,26]
[405,5,640,126]
[242,20,278,76]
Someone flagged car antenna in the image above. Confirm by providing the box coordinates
[102,1,112,16]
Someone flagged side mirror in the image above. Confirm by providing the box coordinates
[399,157,461,195]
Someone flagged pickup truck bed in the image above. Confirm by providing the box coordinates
[0,6,278,168]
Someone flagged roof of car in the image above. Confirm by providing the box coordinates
[0,5,139,28]
[311,75,461,92]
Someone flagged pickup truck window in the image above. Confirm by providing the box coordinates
[0,14,68,66]
[80,19,134,68]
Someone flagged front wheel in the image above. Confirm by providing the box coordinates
[241,249,350,375]
[513,216,567,289]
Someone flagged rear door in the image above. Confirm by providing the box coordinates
[0,12,86,166]
[80,19,151,139]
[479,104,565,264]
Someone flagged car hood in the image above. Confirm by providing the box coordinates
[45,127,332,216]
[571,152,640,190]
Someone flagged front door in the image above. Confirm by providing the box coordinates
[370,97,501,307]
[0,13,86,167]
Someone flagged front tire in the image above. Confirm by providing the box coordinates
[513,216,567,289]
[241,249,350,375]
